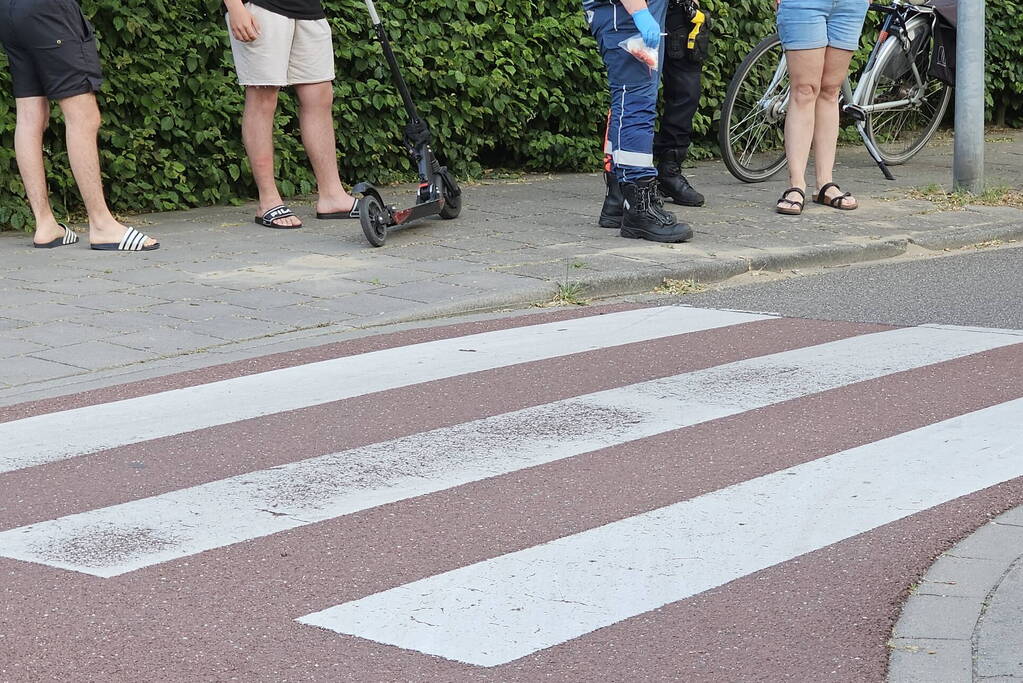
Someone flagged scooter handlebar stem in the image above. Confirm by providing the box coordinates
[364,0,381,26]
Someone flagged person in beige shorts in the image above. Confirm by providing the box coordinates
[225,0,358,228]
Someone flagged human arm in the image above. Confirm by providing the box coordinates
[622,0,661,48]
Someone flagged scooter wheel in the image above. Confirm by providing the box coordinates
[360,194,388,247]
[439,173,462,220]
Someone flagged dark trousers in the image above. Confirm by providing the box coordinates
[653,3,703,158]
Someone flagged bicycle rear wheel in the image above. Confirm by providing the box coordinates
[862,16,952,165]
[719,33,789,183]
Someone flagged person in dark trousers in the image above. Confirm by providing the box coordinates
[585,0,692,243]
[0,0,159,250]
[599,0,707,230]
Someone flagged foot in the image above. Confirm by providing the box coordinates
[818,183,858,210]
[258,199,301,228]
[89,217,158,249]
[776,187,806,214]
[315,193,357,217]
[32,219,71,246]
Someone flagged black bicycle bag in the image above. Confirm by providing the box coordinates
[929,0,957,86]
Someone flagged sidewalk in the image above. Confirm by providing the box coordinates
[888,508,1023,682]
[1,133,1021,406]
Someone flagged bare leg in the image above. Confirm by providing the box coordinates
[779,47,826,209]
[58,92,157,246]
[294,81,354,215]
[243,85,301,227]
[813,46,858,208]
[14,97,64,243]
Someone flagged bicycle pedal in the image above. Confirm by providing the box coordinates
[842,104,868,122]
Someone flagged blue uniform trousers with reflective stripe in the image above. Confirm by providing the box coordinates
[588,0,667,183]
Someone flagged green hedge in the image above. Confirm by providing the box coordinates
[0,0,1020,231]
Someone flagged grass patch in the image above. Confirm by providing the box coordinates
[536,281,589,307]
[654,278,709,296]
[906,184,1023,211]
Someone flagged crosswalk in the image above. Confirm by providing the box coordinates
[2,304,1022,679]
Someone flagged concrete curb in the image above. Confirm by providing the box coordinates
[887,506,1023,682]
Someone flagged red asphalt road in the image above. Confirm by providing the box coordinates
[2,304,1022,682]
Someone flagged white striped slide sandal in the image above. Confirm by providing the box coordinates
[33,223,80,249]
[90,227,160,252]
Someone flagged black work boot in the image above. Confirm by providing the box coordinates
[598,171,624,228]
[657,148,705,207]
[620,178,693,243]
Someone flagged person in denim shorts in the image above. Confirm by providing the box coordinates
[774,0,869,216]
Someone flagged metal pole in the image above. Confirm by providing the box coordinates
[953,0,985,193]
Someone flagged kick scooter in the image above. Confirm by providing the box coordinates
[352,0,463,247]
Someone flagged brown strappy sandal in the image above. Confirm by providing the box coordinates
[815,182,858,211]
[775,187,805,215]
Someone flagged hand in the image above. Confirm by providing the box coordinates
[228,4,261,42]
[632,8,661,49]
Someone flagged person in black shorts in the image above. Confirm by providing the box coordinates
[0,0,159,250]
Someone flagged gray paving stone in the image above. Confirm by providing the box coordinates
[73,291,169,312]
[915,554,1011,599]
[437,270,541,291]
[9,322,112,347]
[1,303,99,324]
[178,316,291,341]
[372,281,471,304]
[139,282,241,302]
[29,340,154,370]
[111,328,228,354]
[247,305,349,328]
[277,278,380,298]
[0,338,47,358]
[945,522,1023,563]
[98,266,185,286]
[65,310,177,333]
[28,276,125,296]
[216,289,316,309]
[975,562,1023,678]
[891,594,982,640]
[147,301,259,322]
[0,355,88,385]
[321,292,420,318]
[996,508,1023,527]
[886,638,972,683]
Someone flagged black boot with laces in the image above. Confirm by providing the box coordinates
[656,148,705,207]
[599,171,625,228]
[620,178,693,243]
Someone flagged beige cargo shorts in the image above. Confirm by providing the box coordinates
[227,3,335,87]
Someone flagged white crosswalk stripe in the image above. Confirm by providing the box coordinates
[0,306,766,474]
[1,306,1021,671]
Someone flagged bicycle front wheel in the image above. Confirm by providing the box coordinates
[719,33,789,183]
[862,16,952,165]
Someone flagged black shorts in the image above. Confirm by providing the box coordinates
[0,0,104,100]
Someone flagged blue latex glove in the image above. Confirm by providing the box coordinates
[632,8,661,49]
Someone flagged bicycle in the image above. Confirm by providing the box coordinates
[718,0,953,184]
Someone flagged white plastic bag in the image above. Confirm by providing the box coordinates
[618,34,659,72]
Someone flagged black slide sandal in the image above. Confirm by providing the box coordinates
[256,205,303,229]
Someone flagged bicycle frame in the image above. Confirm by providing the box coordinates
[758,0,939,180]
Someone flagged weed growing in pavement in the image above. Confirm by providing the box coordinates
[537,281,589,307]
[654,278,708,296]
[907,184,1023,210]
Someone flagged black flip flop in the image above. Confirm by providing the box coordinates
[256,204,303,229]
[316,199,360,220]
[90,227,160,251]
[815,182,858,210]
[33,223,80,249]
[775,187,805,215]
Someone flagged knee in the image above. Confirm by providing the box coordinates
[791,82,820,105]
[67,106,102,133]
[297,84,333,112]
[818,82,842,103]
[246,86,280,113]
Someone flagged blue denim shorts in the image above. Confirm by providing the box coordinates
[777,0,869,52]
